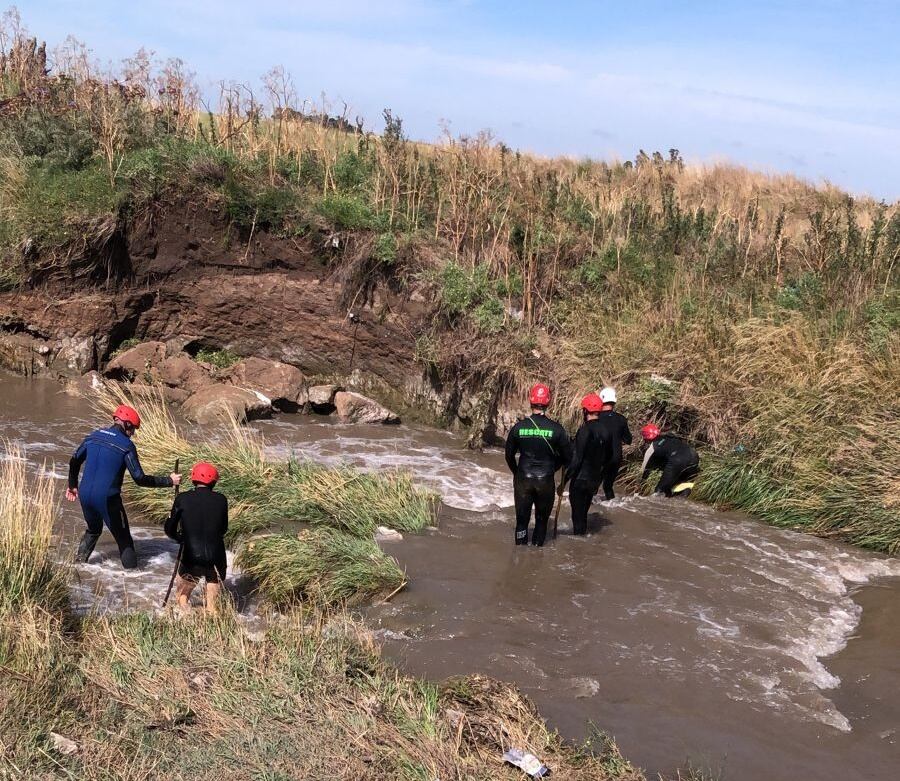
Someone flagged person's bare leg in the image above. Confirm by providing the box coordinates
[174,575,195,610]
[205,580,221,615]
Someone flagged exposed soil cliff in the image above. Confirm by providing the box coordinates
[0,200,445,422]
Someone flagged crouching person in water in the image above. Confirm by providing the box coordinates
[505,383,572,546]
[164,461,228,614]
[67,404,181,569]
[565,393,609,535]
[640,424,700,497]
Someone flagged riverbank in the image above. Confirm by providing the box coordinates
[0,16,897,556]
[2,373,898,780]
[0,424,647,780]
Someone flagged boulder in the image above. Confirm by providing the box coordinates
[227,357,308,412]
[181,384,272,424]
[334,391,399,424]
[164,334,199,358]
[49,336,97,376]
[308,383,341,412]
[157,354,214,394]
[105,341,166,381]
[0,331,51,376]
[64,370,104,397]
[131,382,191,405]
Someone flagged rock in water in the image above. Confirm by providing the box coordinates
[308,383,341,412]
[156,354,215,394]
[334,391,399,424]
[375,526,403,542]
[182,384,272,424]
[51,336,97,376]
[227,357,308,412]
[65,370,104,397]
[105,341,166,381]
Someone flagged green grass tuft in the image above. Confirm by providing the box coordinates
[237,529,406,606]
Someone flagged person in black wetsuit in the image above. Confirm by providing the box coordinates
[640,424,700,497]
[164,461,228,614]
[564,393,609,535]
[594,386,632,500]
[67,404,181,569]
[504,383,572,546]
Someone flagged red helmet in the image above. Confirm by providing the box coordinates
[529,383,551,406]
[641,423,661,442]
[190,461,219,485]
[581,392,604,413]
[113,404,141,429]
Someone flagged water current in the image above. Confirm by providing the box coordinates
[2,374,897,780]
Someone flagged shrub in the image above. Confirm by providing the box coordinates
[318,192,375,230]
[195,347,240,368]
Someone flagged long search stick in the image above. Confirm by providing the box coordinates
[162,458,181,608]
[552,473,565,540]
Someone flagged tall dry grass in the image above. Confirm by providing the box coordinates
[0,442,68,675]
[0,444,66,613]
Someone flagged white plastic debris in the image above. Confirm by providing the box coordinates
[375,526,403,542]
[49,732,78,755]
[502,748,550,777]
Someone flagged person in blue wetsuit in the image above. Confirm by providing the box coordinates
[67,404,181,569]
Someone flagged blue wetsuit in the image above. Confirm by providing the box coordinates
[68,426,172,568]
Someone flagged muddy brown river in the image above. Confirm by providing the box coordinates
[2,375,898,780]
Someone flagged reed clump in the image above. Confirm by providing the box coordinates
[237,529,406,606]
[0,445,67,615]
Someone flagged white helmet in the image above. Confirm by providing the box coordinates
[599,386,617,404]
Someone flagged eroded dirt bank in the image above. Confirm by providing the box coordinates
[0,200,454,423]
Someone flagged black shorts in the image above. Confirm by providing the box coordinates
[178,562,226,583]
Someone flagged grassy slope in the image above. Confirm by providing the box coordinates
[1,19,898,551]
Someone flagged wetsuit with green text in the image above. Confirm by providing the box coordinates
[565,419,610,535]
[593,410,632,500]
[505,414,572,546]
[641,435,700,497]
[68,426,173,568]
[164,487,229,583]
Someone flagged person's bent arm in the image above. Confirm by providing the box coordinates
[125,447,177,488]
[564,427,587,486]
[622,420,633,446]
[504,428,519,474]
[640,443,656,481]
[163,496,183,542]
[66,440,87,500]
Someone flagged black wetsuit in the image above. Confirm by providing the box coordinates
[641,435,700,497]
[164,487,229,582]
[565,419,610,535]
[68,426,173,568]
[505,414,572,546]
[593,410,632,500]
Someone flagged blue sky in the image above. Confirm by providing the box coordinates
[18,1,900,199]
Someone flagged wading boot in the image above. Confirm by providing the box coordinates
[75,532,101,563]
